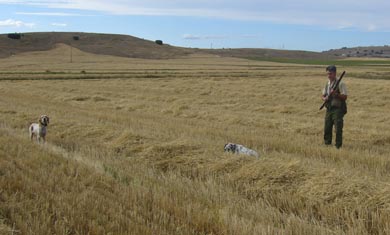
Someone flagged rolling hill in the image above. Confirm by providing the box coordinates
[0,32,193,59]
[1,32,390,60]
[0,32,332,60]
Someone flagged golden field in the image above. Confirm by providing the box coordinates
[1,44,390,234]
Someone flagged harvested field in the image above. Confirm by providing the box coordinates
[1,44,390,234]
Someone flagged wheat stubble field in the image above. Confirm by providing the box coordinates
[1,45,390,234]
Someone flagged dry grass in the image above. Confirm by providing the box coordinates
[1,45,390,234]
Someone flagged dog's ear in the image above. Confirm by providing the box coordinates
[224,143,228,151]
[232,144,237,152]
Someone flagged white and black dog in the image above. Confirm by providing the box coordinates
[29,115,50,143]
[224,143,259,158]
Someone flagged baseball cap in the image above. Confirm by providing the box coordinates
[326,65,337,72]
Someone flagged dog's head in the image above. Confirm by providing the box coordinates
[224,143,237,153]
[39,115,50,126]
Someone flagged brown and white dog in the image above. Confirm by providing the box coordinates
[29,115,50,143]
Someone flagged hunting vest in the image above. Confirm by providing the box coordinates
[323,81,348,113]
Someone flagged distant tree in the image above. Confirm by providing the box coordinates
[73,36,80,40]
[155,40,163,45]
[8,33,22,40]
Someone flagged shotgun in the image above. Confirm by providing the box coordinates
[319,71,346,110]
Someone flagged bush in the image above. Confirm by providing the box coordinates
[155,40,163,45]
[8,33,22,40]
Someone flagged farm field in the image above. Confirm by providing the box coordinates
[1,44,390,234]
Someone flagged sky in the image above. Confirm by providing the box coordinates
[0,0,390,52]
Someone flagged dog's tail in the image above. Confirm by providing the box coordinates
[28,122,34,133]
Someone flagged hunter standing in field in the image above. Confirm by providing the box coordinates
[322,65,348,149]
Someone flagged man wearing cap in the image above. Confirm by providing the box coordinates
[321,65,348,149]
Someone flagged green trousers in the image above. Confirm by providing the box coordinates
[324,108,344,148]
